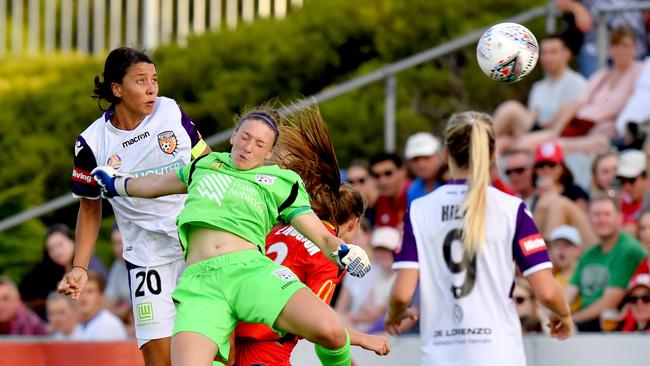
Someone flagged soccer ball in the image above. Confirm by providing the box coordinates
[476,22,539,83]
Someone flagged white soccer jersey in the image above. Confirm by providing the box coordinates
[394,180,552,366]
[72,96,207,267]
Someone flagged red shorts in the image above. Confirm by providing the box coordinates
[235,340,295,366]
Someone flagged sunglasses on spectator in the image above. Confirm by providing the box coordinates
[371,169,395,179]
[627,294,650,304]
[534,161,558,169]
[617,176,639,185]
[348,176,368,185]
[514,296,531,305]
[505,166,528,176]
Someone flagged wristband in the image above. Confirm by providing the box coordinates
[114,177,131,196]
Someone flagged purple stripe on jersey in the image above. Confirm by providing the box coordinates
[394,209,419,263]
[104,105,115,122]
[179,105,202,147]
[512,202,551,274]
[447,179,467,185]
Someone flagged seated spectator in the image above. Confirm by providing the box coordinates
[633,209,650,275]
[548,225,583,311]
[346,160,379,228]
[0,276,47,336]
[46,293,82,340]
[344,227,399,333]
[533,140,589,210]
[104,223,131,322]
[493,35,587,151]
[404,132,442,205]
[20,224,108,319]
[514,27,644,154]
[619,273,650,332]
[566,194,647,331]
[369,152,411,228]
[502,149,536,208]
[77,272,128,341]
[616,149,648,234]
[513,278,543,333]
[616,58,650,147]
[590,149,619,196]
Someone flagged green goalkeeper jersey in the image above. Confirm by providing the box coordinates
[176,152,313,256]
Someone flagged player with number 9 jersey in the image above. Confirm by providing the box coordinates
[386,111,573,366]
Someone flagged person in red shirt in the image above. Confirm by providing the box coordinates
[369,152,411,229]
[233,107,390,366]
[0,276,46,336]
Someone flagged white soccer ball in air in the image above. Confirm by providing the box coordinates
[476,22,539,83]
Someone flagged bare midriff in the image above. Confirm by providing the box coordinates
[185,226,258,265]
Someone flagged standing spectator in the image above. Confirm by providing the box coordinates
[346,160,379,227]
[617,149,647,233]
[20,224,107,319]
[502,149,536,208]
[104,223,131,321]
[404,132,442,205]
[77,272,128,341]
[566,194,647,331]
[494,35,587,150]
[590,149,619,196]
[616,58,650,144]
[46,293,82,340]
[555,0,647,78]
[369,152,411,228]
[0,276,47,336]
[619,273,650,332]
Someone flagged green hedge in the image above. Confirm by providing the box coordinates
[0,0,546,281]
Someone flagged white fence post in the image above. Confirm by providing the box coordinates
[177,0,190,46]
[61,0,72,52]
[259,0,271,18]
[226,0,238,29]
[77,0,89,53]
[109,0,123,50]
[161,0,173,44]
[0,0,5,56]
[194,0,207,34]
[11,0,23,54]
[274,0,287,19]
[44,0,55,53]
[242,0,254,23]
[94,0,106,55]
[28,0,39,54]
[209,0,222,30]
[142,0,160,49]
[291,0,303,8]
[126,0,139,47]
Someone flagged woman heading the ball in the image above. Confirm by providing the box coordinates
[91,104,371,366]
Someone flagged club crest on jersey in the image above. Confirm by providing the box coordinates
[256,174,276,185]
[158,131,178,155]
[273,268,296,281]
[106,154,122,169]
[518,233,547,256]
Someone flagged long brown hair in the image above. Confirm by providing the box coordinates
[445,111,495,257]
[275,105,364,232]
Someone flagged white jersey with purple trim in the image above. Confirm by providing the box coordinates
[394,182,552,366]
[71,96,207,267]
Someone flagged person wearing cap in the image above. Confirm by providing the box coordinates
[618,273,650,332]
[565,194,647,331]
[404,132,443,206]
[369,152,411,229]
[533,140,589,211]
[617,149,647,233]
[548,225,583,312]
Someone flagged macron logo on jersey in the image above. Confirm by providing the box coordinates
[72,167,95,185]
[519,233,546,256]
[122,131,150,148]
[74,141,83,156]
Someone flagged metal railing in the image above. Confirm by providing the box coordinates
[0,3,554,232]
[0,0,304,56]
[596,1,650,68]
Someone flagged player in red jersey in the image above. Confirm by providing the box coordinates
[233,107,390,366]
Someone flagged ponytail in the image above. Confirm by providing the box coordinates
[445,111,495,258]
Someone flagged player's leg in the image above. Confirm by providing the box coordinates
[171,331,218,366]
[141,337,171,366]
[274,288,351,366]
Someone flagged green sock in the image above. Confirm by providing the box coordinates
[314,329,351,366]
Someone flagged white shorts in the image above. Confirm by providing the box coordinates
[126,258,185,348]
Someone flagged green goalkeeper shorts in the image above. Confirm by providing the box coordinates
[171,249,305,361]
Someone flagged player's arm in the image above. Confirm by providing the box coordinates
[348,328,390,356]
[526,269,573,339]
[564,284,580,306]
[571,287,626,323]
[386,269,419,335]
[92,168,187,198]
